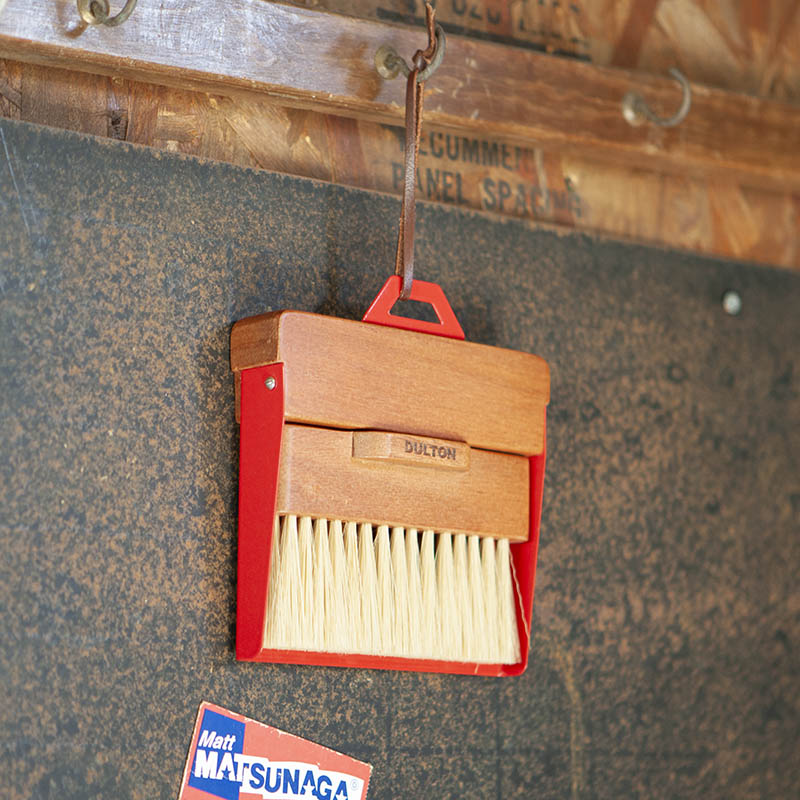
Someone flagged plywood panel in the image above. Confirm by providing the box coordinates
[301,0,800,102]
[2,58,797,270]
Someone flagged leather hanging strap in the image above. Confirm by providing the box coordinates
[395,5,437,301]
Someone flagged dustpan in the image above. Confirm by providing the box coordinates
[231,274,549,675]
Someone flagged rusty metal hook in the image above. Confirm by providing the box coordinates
[375,23,446,83]
[77,0,137,26]
[622,67,691,128]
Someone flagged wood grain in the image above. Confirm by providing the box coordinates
[230,311,550,456]
[298,0,800,104]
[1,1,799,191]
[277,423,530,541]
[3,58,798,270]
[0,59,22,118]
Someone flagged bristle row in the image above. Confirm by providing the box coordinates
[263,515,521,664]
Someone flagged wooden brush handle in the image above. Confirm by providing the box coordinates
[277,424,529,541]
[231,310,549,455]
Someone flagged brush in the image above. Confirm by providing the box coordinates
[231,277,549,675]
[263,516,520,663]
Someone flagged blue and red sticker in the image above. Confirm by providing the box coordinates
[179,702,371,800]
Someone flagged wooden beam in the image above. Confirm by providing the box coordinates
[0,0,798,191]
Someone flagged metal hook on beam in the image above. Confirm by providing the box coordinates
[77,0,137,27]
[622,67,691,128]
[375,23,446,83]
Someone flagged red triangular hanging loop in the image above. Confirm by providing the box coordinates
[362,276,465,340]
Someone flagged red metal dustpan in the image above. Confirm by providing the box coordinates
[232,276,548,675]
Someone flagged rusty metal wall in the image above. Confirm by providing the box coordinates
[1,118,798,799]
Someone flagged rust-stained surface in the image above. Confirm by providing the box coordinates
[1,119,799,798]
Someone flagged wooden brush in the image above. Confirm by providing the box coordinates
[231,277,549,676]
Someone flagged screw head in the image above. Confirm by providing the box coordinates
[264,377,276,390]
[375,44,402,79]
[722,290,742,316]
[621,92,645,126]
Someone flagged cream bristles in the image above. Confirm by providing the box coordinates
[390,527,410,655]
[358,523,379,653]
[311,518,331,650]
[467,534,487,661]
[263,514,521,664]
[403,529,422,656]
[265,514,298,648]
[327,520,349,652]
[481,537,499,662]
[298,516,315,650]
[496,539,520,663]
[420,530,438,657]
[375,525,394,654]
[435,532,458,657]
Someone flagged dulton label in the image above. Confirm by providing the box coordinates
[352,431,470,471]
[179,702,371,800]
